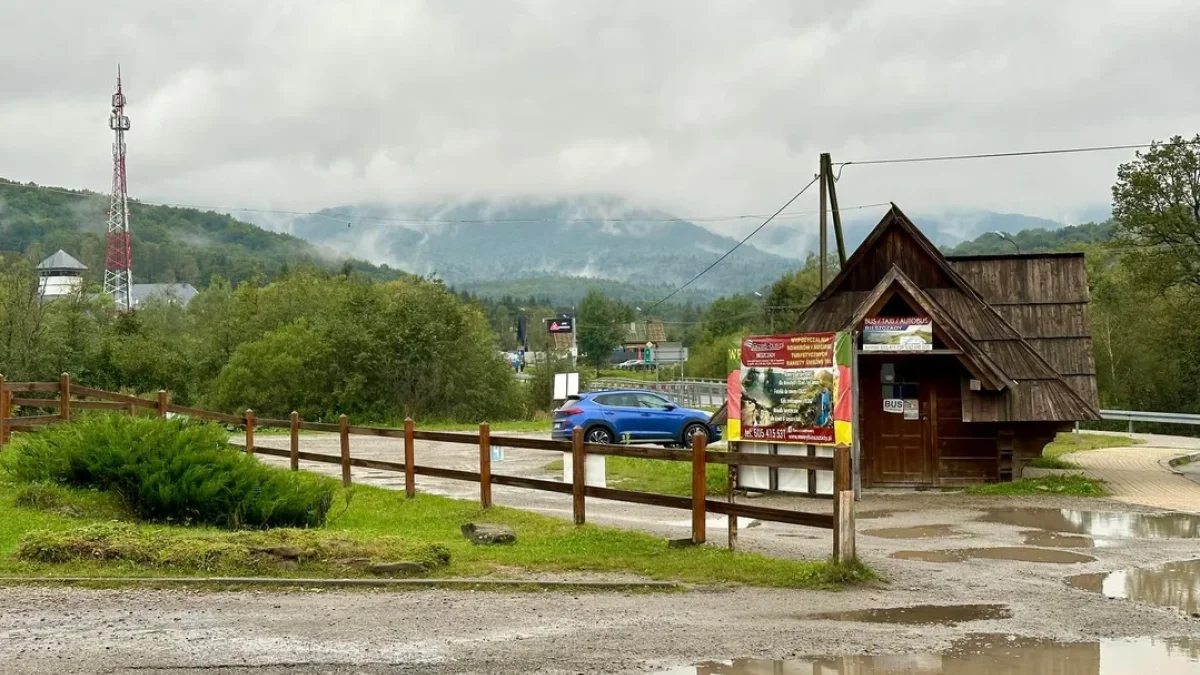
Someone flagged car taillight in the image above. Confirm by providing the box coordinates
[557,407,583,416]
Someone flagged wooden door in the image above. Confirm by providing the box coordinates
[862,358,932,485]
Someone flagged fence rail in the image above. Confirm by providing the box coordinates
[0,373,857,561]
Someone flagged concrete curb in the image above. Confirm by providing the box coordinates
[1161,452,1200,485]
[0,576,683,591]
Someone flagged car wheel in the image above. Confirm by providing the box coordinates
[586,427,613,444]
[683,423,710,448]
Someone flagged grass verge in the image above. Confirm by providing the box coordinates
[1033,432,1141,469]
[964,475,1109,497]
[544,457,728,497]
[0,480,868,588]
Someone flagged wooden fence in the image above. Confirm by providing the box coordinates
[0,374,856,562]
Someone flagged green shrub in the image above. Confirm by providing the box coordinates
[1,415,337,529]
[1029,456,1078,469]
[13,483,63,511]
[16,523,451,574]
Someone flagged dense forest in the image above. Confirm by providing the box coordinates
[941,221,1114,256]
[0,179,405,287]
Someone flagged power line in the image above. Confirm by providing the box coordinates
[835,140,1200,168]
[643,175,822,312]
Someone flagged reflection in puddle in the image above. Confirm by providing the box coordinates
[1070,559,1200,615]
[864,524,970,540]
[809,604,1010,626]
[672,635,1200,674]
[1022,530,1096,548]
[980,508,1200,539]
[892,547,1096,564]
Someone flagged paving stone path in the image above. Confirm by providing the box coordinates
[1069,434,1200,512]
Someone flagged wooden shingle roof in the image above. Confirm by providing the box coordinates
[793,205,1099,422]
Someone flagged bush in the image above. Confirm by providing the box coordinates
[1,415,337,529]
[17,523,451,573]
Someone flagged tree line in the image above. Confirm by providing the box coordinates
[3,136,1198,420]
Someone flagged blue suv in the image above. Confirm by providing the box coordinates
[552,390,721,447]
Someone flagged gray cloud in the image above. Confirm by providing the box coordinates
[2,0,1198,241]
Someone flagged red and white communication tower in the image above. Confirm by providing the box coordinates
[103,67,133,311]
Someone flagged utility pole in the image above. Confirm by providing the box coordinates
[822,153,847,265]
[819,157,828,289]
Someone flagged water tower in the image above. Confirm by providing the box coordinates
[37,250,88,300]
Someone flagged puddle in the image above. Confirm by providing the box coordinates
[980,508,1200,539]
[863,524,970,540]
[1022,530,1096,548]
[892,547,1096,564]
[1069,559,1200,616]
[857,510,897,520]
[808,603,1010,626]
[669,634,1200,674]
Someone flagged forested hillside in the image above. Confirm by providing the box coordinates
[0,179,404,287]
[942,221,1113,256]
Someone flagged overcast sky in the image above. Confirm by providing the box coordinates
[3,0,1199,235]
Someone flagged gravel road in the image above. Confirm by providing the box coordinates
[2,433,1198,673]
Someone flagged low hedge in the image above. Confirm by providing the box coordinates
[1,415,337,529]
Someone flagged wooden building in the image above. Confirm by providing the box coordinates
[720,205,1101,487]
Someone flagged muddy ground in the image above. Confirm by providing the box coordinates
[1,433,1197,673]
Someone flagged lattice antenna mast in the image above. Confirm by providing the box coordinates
[103,66,133,311]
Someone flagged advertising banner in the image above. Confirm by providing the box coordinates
[863,317,933,352]
[732,332,853,446]
[547,316,574,334]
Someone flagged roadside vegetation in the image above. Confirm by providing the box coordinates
[1030,432,1141,469]
[0,416,870,588]
[964,475,1109,497]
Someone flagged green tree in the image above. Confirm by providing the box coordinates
[763,254,823,332]
[1112,135,1200,291]
[576,289,634,370]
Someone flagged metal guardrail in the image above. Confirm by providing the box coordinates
[1100,409,1200,433]
[588,378,725,409]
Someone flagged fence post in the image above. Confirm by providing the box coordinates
[127,401,137,417]
[1128,419,1134,434]
[157,389,168,418]
[289,411,300,471]
[0,374,8,448]
[692,434,707,544]
[727,462,738,551]
[833,443,856,563]
[339,413,351,487]
[479,422,492,508]
[571,426,585,525]
[244,409,256,455]
[404,418,415,498]
[59,373,71,422]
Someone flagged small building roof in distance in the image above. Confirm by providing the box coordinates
[36,250,88,272]
[130,283,199,308]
